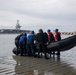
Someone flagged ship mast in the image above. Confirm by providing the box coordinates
[15,20,21,30]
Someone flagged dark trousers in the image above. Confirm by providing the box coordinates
[27,41,35,56]
[19,42,27,56]
[38,42,47,58]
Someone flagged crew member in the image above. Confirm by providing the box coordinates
[55,29,61,41]
[15,33,23,55]
[36,29,48,59]
[55,29,61,55]
[27,31,36,57]
[19,32,27,56]
[47,29,55,44]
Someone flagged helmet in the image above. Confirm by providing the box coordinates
[55,29,58,32]
[47,29,50,32]
[31,31,34,34]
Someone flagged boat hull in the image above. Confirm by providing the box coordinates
[12,35,76,55]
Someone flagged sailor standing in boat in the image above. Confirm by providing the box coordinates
[36,29,49,59]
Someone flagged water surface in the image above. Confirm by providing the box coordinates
[0,34,76,75]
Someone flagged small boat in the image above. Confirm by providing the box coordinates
[12,35,76,55]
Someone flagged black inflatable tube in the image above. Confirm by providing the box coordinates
[12,35,76,55]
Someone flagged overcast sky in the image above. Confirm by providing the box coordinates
[0,0,76,32]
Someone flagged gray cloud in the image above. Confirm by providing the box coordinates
[0,0,76,31]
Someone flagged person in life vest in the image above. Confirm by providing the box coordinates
[19,32,27,56]
[15,32,23,55]
[36,29,49,59]
[55,29,61,41]
[47,29,55,44]
[27,31,36,57]
[55,29,61,55]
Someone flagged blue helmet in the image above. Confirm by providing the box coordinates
[55,29,58,32]
[47,29,50,32]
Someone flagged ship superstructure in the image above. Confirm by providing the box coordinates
[15,20,21,30]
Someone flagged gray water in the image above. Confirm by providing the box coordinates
[0,34,76,69]
[0,34,17,56]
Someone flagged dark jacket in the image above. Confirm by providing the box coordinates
[15,35,21,44]
[36,32,48,43]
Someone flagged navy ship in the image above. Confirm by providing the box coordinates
[0,20,31,34]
